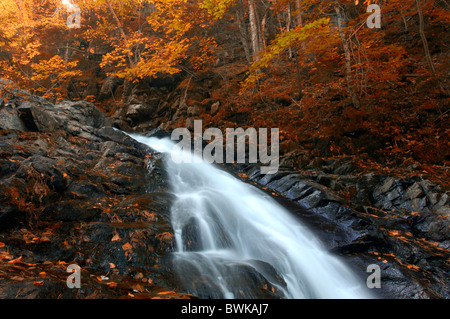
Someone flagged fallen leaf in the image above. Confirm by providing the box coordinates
[8,257,23,264]
[109,263,115,269]
[33,281,44,286]
[111,234,121,242]
[157,291,175,295]
[0,242,5,248]
[122,242,132,251]
[133,284,144,292]
[407,264,420,270]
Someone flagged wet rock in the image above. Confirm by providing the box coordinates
[99,75,122,100]
[0,104,25,131]
[428,218,450,241]
[15,156,68,194]
[145,128,171,139]
[266,174,303,193]
[407,182,424,200]
[16,103,39,132]
[232,153,449,299]
[0,93,188,299]
[172,256,286,299]
[41,201,100,222]
[257,171,289,186]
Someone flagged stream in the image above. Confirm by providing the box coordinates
[129,134,374,299]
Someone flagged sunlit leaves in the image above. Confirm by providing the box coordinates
[242,18,331,89]
[31,55,82,99]
[199,0,237,19]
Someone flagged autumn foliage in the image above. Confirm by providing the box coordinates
[0,0,448,169]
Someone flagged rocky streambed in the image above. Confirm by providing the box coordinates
[0,93,448,299]
[229,157,450,298]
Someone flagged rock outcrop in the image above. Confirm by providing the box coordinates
[0,93,190,299]
[231,156,449,299]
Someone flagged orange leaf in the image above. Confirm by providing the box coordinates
[8,257,23,264]
[122,242,132,251]
[157,291,175,295]
[33,281,44,286]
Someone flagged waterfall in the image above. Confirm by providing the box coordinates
[129,134,374,299]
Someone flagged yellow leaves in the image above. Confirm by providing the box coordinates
[242,17,332,91]
[30,55,82,99]
[199,0,237,19]
[31,55,81,82]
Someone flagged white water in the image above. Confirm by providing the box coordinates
[130,134,373,299]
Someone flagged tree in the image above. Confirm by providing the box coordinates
[334,0,360,108]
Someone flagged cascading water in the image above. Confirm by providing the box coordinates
[129,134,373,299]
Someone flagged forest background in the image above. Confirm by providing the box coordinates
[0,0,448,184]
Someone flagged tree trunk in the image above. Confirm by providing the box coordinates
[236,0,252,65]
[415,0,436,77]
[335,1,360,108]
[295,51,304,99]
[64,42,70,70]
[286,2,293,59]
[248,0,262,60]
[295,0,302,27]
